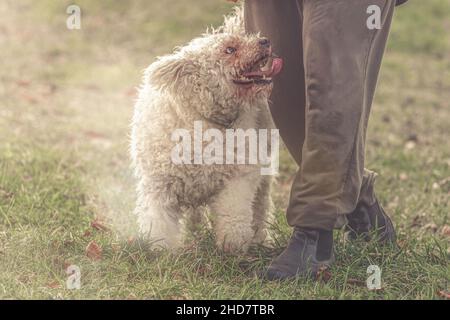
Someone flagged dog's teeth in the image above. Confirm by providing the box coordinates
[260,56,273,72]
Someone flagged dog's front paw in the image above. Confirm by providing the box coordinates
[216,231,252,254]
[251,227,274,248]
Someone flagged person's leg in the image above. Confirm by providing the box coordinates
[244,0,306,164]
[245,0,335,280]
[246,0,395,233]
[287,0,397,232]
[245,0,397,280]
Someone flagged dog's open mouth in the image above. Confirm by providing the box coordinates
[233,55,283,85]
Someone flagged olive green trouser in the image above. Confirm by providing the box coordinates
[245,0,396,230]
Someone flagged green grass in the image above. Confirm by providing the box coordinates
[0,0,449,299]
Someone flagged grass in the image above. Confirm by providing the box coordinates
[0,0,449,299]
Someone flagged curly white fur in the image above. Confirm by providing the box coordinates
[130,8,275,253]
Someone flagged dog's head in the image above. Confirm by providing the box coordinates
[145,7,283,124]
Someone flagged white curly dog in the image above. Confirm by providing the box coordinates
[130,8,283,253]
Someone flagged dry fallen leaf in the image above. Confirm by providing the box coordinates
[316,267,332,283]
[47,281,61,289]
[21,93,39,104]
[127,236,136,245]
[83,230,92,238]
[91,219,110,232]
[437,290,450,300]
[397,239,407,248]
[16,79,31,87]
[441,225,450,238]
[423,223,438,233]
[0,188,13,199]
[63,260,72,270]
[86,241,102,261]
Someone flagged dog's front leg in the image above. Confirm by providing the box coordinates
[135,196,184,250]
[251,175,274,246]
[209,171,261,253]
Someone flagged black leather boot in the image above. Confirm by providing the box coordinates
[345,196,397,245]
[262,227,334,281]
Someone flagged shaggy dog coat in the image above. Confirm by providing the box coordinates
[130,9,281,252]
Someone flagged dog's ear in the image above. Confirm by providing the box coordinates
[221,5,244,35]
[145,54,199,93]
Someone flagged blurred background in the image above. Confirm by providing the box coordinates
[0,0,448,299]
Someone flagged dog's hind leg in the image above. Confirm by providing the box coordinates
[251,175,274,246]
[209,171,261,253]
[136,197,184,250]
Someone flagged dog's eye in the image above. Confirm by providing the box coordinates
[225,47,237,54]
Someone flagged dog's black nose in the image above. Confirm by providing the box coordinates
[259,38,270,47]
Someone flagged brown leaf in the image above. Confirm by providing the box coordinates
[316,267,332,283]
[86,241,102,261]
[83,230,92,238]
[437,290,450,300]
[441,225,450,238]
[47,281,61,289]
[91,219,110,232]
[16,79,31,87]
[63,261,72,270]
[0,188,14,199]
[423,223,438,233]
[397,239,407,248]
[127,236,136,245]
[21,93,39,104]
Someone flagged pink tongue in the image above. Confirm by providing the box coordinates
[270,57,283,76]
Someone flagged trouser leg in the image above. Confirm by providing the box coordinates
[287,0,396,230]
[244,0,306,164]
[244,0,395,231]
